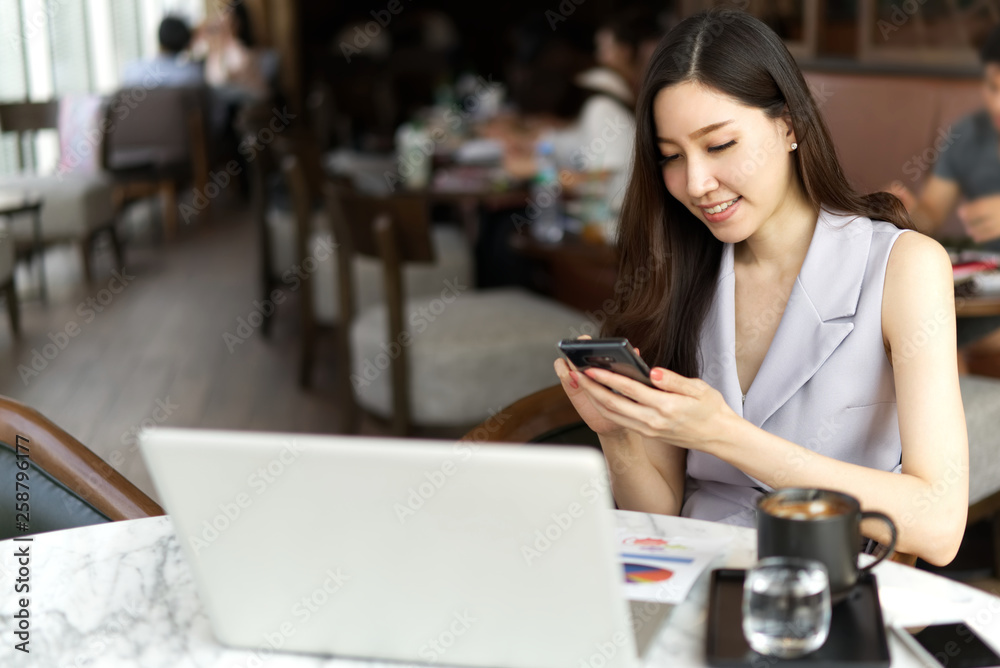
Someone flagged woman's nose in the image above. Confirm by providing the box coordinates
[685,157,719,200]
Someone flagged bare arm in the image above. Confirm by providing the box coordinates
[598,429,687,516]
[554,358,686,515]
[890,176,961,236]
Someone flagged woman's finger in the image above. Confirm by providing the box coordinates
[553,359,579,390]
[583,367,668,406]
[648,367,702,396]
[580,370,663,420]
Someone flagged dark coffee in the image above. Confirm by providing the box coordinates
[756,488,897,600]
[760,496,851,520]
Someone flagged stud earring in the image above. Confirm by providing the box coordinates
[791,143,799,150]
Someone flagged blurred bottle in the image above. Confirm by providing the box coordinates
[396,122,432,190]
[531,139,564,243]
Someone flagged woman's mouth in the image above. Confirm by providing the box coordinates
[700,196,742,222]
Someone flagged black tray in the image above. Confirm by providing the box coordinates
[706,569,890,668]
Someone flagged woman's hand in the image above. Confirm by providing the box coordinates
[553,357,628,437]
[578,366,739,451]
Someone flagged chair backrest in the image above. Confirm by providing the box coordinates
[0,394,164,537]
[320,177,436,435]
[460,384,595,445]
[104,86,205,171]
[0,101,59,133]
[336,190,436,263]
[0,101,59,171]
[236,102,285,292]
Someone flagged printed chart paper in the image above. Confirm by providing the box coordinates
[617,530,731,603]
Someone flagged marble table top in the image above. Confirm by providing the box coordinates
[1,511,999,667]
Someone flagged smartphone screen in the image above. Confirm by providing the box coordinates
[898,623,1000,668]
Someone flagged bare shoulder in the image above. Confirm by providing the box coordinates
[882,230,955,342]
[884,230,952,289]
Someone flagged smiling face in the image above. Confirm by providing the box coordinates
[653,81,803,244]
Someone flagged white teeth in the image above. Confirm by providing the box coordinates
[705,197,739,214]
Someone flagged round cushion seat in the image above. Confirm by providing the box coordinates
[351,288,593,426]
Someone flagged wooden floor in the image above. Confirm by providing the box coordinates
[0,203,382,503]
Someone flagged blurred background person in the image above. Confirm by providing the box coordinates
[502,8,662,204]
[194,3,270,100]
[890,25,1000,251]
[122,15,203,88]
[889,24,1000,359]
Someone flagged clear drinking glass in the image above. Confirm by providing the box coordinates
[742,557,832,658]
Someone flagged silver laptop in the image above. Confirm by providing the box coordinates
[139,429,638,668]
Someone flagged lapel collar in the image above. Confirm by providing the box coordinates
[700,243,744,417]
[741,209,871,427]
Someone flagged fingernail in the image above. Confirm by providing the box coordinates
[569,371,579,389]
[650,368,663,380]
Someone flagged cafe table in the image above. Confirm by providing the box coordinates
[1,510,998,667]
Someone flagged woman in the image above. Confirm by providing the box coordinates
[195,3,267,98]
[553,9,968,566]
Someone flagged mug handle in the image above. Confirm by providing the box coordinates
[859,510,898,571]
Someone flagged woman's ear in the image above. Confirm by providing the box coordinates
[779,106,798,148]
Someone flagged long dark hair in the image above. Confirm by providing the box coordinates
[604,8,910,378]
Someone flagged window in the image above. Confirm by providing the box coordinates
[0,0,204,175]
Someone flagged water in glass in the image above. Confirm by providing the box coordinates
[742,557,831,658]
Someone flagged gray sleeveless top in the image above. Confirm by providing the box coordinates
[682,209,908,526]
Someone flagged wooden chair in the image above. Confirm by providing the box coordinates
[235,103,292,340]
[0,99,124,284]
[104,86,210,240]
[0,394,164,539]
[318,175,592,435]
[459,385,919,566]
[278,143,473,388]
[459,384,596,445]
[0,222,17,335]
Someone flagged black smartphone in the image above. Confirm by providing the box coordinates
[557,338,655,388]
[892,622,1000,668]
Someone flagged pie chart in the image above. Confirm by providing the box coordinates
[624,562,673,583]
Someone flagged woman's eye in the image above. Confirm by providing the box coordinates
[658,154,679,165]
[708,140,737,153]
